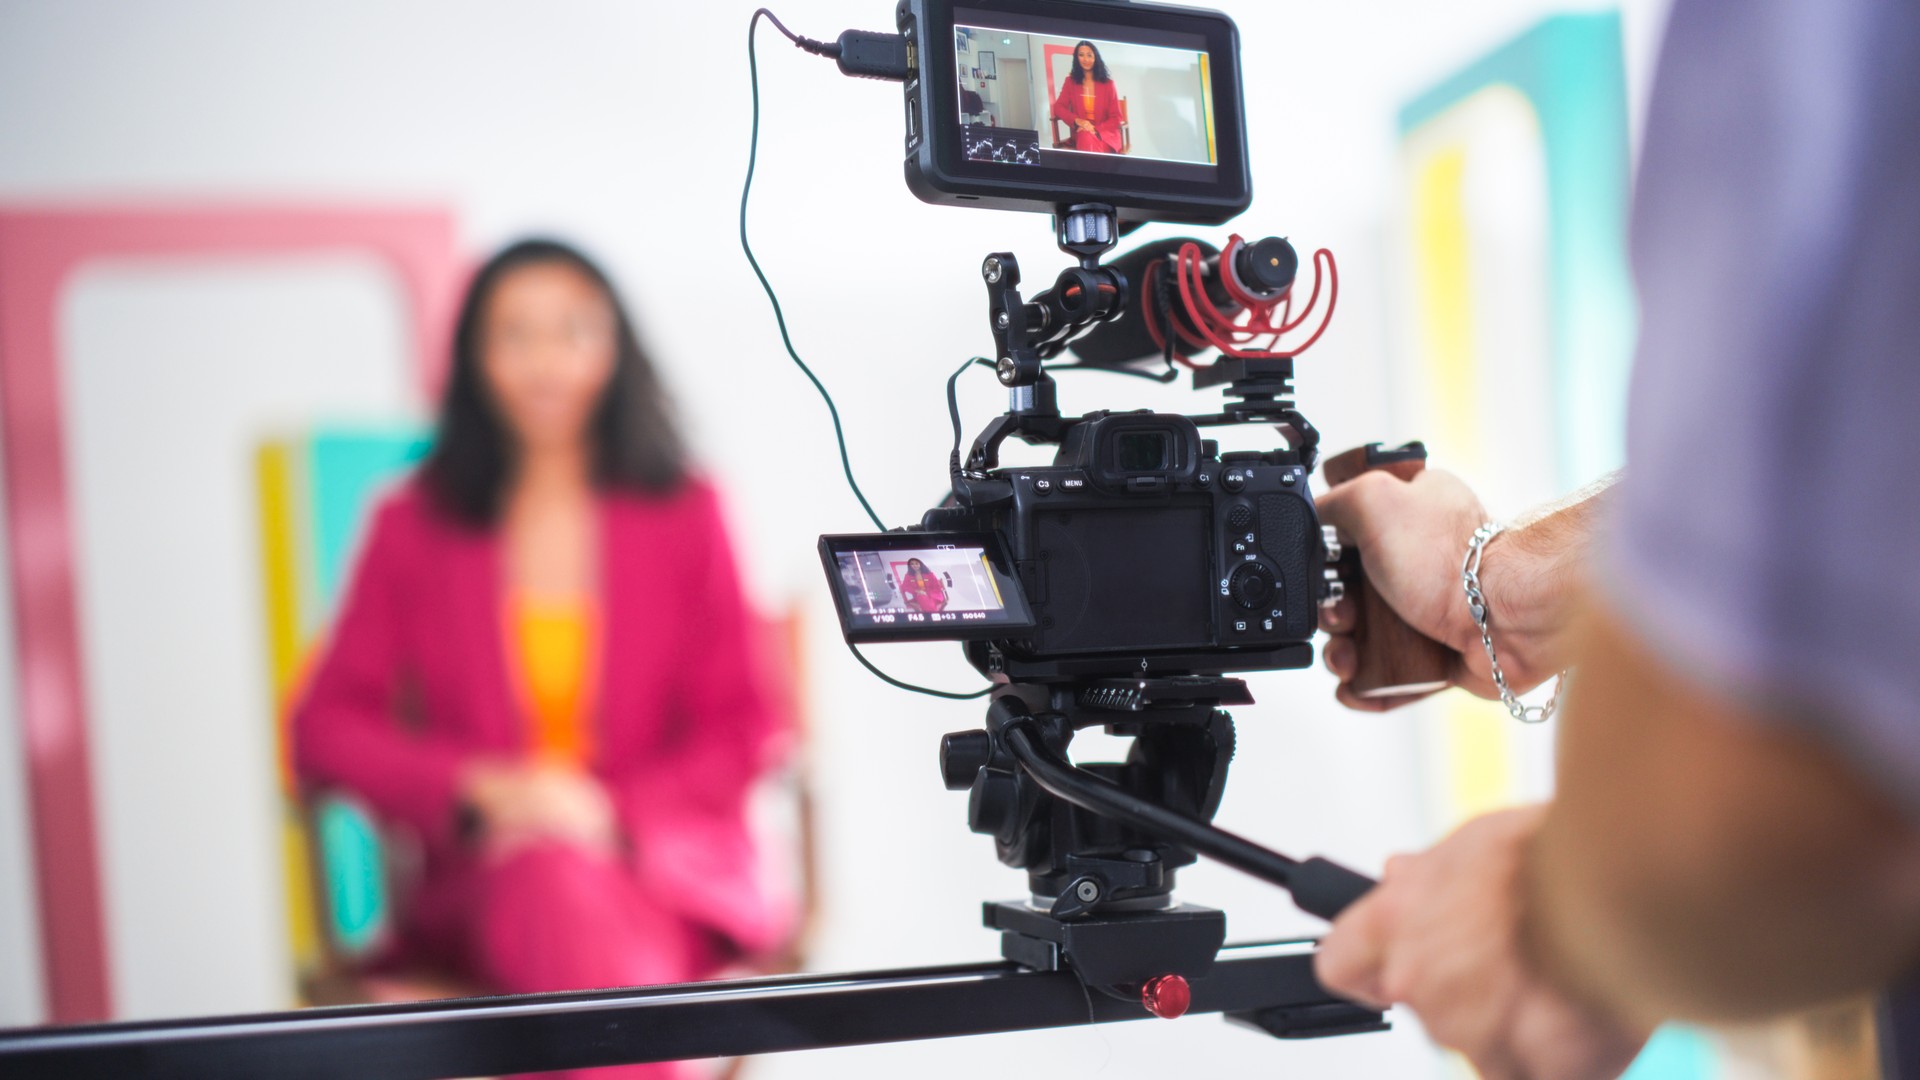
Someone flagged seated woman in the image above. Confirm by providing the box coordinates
[899,558,948,614]
[1050,40,1123,153]
[293,239,789,1075]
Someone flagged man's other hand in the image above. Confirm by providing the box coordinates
[1314,806,1651,1080]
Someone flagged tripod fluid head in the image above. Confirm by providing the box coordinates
[934,671,1381,1034]
[943,675,1246,918]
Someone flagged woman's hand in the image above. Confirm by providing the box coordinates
[460,760,621,859]
[1075,118,1095,133]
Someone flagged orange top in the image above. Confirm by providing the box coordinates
[1082,85,1096,117]
[511,594,598,766]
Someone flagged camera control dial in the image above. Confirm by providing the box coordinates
[1227,563,1277,610]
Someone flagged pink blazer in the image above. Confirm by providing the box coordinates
[291,478,790,957]
[1050,76,1123,153]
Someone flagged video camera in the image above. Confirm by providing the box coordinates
[826,0,1335,678]
[811,0,1386,1037]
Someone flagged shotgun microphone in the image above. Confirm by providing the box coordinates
[1068,235,1299,370]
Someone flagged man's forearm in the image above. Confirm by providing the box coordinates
[1474,473,1617,689]
[1524,606,1920,1024]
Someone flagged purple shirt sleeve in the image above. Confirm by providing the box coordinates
[1600,0,1920,815]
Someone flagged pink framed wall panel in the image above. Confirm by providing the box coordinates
[0,207,461,1022]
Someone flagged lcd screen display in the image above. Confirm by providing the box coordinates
[951,14,1217,181]
[819,532,1036,643]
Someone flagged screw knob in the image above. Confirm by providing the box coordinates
[1141,974,1191,1019]
[940,730,993,791]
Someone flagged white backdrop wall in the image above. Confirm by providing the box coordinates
[62,256,417,1021]
[0,1,1670,1075]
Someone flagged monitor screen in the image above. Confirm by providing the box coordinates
[950,13,1218,183]
[819,532,1036,643]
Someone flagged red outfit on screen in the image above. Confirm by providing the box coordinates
[901,569,948,613]
[292,478,790,1080]
[1050,75,1123,153]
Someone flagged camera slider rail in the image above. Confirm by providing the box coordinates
[0,676,1391,1078]
[0,943,1385,1079]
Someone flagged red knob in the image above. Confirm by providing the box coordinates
[1141,974,1191,1019]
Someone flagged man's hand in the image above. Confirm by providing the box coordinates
[1315,806,1651,1080]
[1317,468,1601,712]
[460,760,621,859]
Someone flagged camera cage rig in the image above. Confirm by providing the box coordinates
[956,205,1328,513]
[918,199,1378,1027]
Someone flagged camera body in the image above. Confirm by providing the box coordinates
[822,404,1331,680]
[930,412,1324,670]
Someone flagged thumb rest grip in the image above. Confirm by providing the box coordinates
[1321,444,1454,699]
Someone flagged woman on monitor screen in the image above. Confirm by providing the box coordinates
[1050,40,1123,153]
[900,557,950,613]
[293,240,791,1078]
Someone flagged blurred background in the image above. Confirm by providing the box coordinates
[0,1,1788,1077]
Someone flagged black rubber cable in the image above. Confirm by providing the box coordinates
[742,9,886,533]
[745,11,991,702]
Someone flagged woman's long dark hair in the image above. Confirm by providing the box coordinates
[419,238,685,525]
[1066,40,1111,84]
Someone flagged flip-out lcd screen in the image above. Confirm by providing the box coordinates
[819,532,1036,643]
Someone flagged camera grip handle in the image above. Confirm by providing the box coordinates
[1290,857,1376,921]
[1321,443,1454,699]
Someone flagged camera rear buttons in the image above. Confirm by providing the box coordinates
[1031,475,1087,496]
[1227,563,1276,610]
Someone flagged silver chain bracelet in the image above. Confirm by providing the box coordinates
[1463,523,1566,723]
